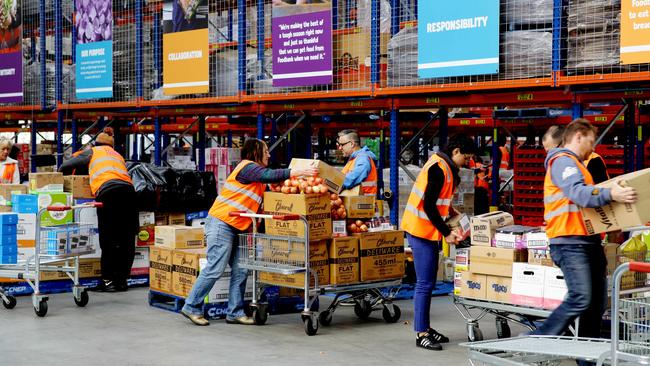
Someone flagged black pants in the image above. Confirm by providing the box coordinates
[96,184,139,283]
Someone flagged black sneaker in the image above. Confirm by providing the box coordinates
[427,328,450,343]
[416,333,443,351]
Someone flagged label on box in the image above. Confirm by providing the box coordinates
[453,271,463,295]
[329,236,360,285]
[455,248,470,272]
[486,275,512,303]
[525,232,549,249]
[332,220,347,237]
[150,246,174,294]
[459,272,487,300]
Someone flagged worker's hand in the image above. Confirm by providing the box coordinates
[610,182,637,204]
[445,231,461,245]
[290,166,319,178]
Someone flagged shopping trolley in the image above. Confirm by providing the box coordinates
[0,202,102,317]
[231,211,402,336]
[461,260,650,365]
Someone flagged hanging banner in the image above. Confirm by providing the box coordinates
[162,0,209,95]
[417,0,499,78]
[0,0,23,103]
[272,3,332,87]
[75,0,113,99]
[621,0,650,64]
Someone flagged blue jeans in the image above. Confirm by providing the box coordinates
[408,233,440,333]
[181,216,249,320]
[533,244,607,339]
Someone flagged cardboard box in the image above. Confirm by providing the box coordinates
[604,243,619,273]
[37,192,73,227]
[28,172,64,192]
[139,212,156,226]
[0,184,27,205]
[447,214,471,240]
[510,263,545,308]
[12,194,38,213]
[470,246,528,277]
[259,240,330,288]
[357,231,405,282]
[453,271,463,295]
[333,30,389,89]
[341,195,376,218]
[39,258,102,281]
[17,213,36,247]
[455,247,470,271]
[329,236,360,285]
[171,248,206,298]
[205,268,253,303]
[528,249,554,267]
[288,159,346,194]
[150,246,174,294]
[264,192,332,241]
[486,275,512,303]
[494,226,539,249]
[582,167,650,234]
[470,211,515,246]
[542,266,567,309]
[63,176,93,199]
[458,272,487,300]
[154,225,204,249]
[525,231,549,249]
[130,247,150,276]
[137,225,155,247]
[154,212,187,226]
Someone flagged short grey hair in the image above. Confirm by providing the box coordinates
[0,138,13,150]
[338,129,360,146]
[542,125,564,147]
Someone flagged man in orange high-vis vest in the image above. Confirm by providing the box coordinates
[401,134,476,351]
[583,151,610,184]
[59,128,138,293]
[468,157,490,215]
[337,129,378,195]
[532,119,636,342]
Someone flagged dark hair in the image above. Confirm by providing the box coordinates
[241,138,267,164]
[563,118,597,145]
[338,129,360,145]
[442,134,477,157]
[543,125,565,147]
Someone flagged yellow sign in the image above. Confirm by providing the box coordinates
[163,28,209,95]
[621,0,650,64]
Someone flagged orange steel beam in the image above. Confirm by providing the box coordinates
[140,96,240,107]
[558,72,650,86]
[375,78,554,97]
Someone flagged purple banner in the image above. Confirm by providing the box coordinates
[0,52,23,103]
[272,9,332,87]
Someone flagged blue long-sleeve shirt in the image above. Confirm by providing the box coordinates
[342,146,378,190]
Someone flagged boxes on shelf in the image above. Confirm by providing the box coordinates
[150,246,174,294]
[171,248,207,298]
[470,211,514,246]
[288,159,346,194]
[542,266,567,310]
[458,272,487,300]
[486,275,512,303]
[263,192,332,241]
[494,225,540,249]
[528,248,554,267]
[0,184,27,205]
[259,239,330,287]
[28,172,64,192]
[510,263,546,308]
[470,246,528,277]
[155,212,186,226]
[333,29,389,89]
[329,236,360,285]
[356,230,405,282]
[63,176,93,199]
[154,226,204,249]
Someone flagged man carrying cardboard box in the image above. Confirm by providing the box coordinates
[337,129,378,195]
[535,119,637,345]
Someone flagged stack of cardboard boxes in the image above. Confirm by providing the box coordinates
[0,213,18,264]
[202,147,241,194]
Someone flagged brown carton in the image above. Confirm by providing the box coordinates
[28,172,64,191]
[329,236,360,285]
[259,240,330,288]
[341,195,376,218]
[470,211,515,246]
[333,30,389,89]
[357,231,405,282]
[486,275,512,303]
[0,184,27,204]
[150,246,174,294]
[264,192,332,241]
[155,212,186,226]
[458,272,487,300]
[288,159,346,193]
[39,259,102,281]
[63,176,93,199]
[154,225,204,249]
[171,248,207,298]
[528,249,554,267]
[469,246,528,277]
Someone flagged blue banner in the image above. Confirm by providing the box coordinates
[417,1,499,78]
[75,41,113,99]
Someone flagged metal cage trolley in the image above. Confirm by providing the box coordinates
[231,211,402,336]
[0,202,102,317]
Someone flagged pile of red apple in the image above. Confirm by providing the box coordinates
[348,219,369,233]
[269,176,330,195]
[330,193,347,219]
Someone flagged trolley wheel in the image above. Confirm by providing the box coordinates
[318,310,333,326]
[353,299,372,320]
[495,318,511,339]
[2,295,16,309]
[303,316,319,336]
[253,308,268,325]
[382,304,401,323]
[74,290,89,307]
[467,324,483,342]
[34,300,48,317]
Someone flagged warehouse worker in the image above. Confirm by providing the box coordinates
[337,129,378,195]
[180,138,317,326]
[401,134,476,351]
[542,125,564,152]
[534,119,636,348]
[468,156,489,215]
[0,138,20,184]
[59,128,138,292]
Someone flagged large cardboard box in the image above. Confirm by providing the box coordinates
[205,268,253,303]
[130,247,150,276]
[470,211,514,246]
[63,176,93,199]
[39,258,102,281]
[259,240,330,288]
[288,159,346,194]
[510,263,545,308]
[0,184,27,205]
[447,214,471,240]
[357,231,405,282]
[604,243,619,273]
[542,266,567,310]
[37,192,73,227]
[264,192,332,241]
[329,236,360,285]
[155,212,187,226]
[486,275,512,303]
[28,172,64,192]
[458,272,487,300]
[171,248,206,298]
[341,195,376,218]
[154,225,204,249]
[150,246,174,294]
[333,30,389,89]
[582,167,650,234]
[470,246,527,277]
[17,213,36,248]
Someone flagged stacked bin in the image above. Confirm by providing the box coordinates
[513,145,545,226]
[0,214,19,265]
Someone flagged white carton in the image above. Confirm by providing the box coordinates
[525,231,549,249]
[138,212,156,226]
[130,248,150,276]
[542,266,567,310]
[202,264,253,303]
[510,263,546,308]
[455,247,470,272]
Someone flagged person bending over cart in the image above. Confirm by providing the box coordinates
[401,134,476,351]
[180,138,317,326]
[59,128,139,292]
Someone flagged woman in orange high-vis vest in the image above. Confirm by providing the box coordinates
[0,138,20,184]
[401,135,476,351]
[180,139,317,326]
[59,128,138,292]
[532,119,636,340]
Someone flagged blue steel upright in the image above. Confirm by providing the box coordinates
[391,0,400,36]
[378,128,386,200]
[371,0,380,86]
[71,118,79,152]
[332,0,338,29]
[257,114,264,140]
[389,107,399,226]
[154,117,162,166]
[40,0,46,110]
[257,0,265,80]
[136,0,143,99]
[439,108,448,147]
[198,116,206,171]
[238,0,247,95]
[153,11,162,88]
[572,103,583,119]
[55,0,63,167]
[552,0,567,85]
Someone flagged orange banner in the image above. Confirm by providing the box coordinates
[163,28,209,95]
[621,0,650,64]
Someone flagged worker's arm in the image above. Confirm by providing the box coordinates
[586,157,609,184]
[550,156,611,208]
[236,163,291,184]
[58,150,92,175]
[342,155,372,190]
[422,164,451,238]
[11,162,19,183]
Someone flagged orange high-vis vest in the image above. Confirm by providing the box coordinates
[0,162,16,183]
[544,152,595,238]
[209,160,265,231]
[584,152,610,180]
[499,146,509,170]
[401,154,454,241]
[342,154,378,195]
[469,158,489,190]
[88,146,132,196]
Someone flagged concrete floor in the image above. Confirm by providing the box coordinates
[0,288,529,366]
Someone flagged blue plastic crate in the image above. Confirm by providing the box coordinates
[0,213,18,225]
[0,244,17,256]
[0,233,17,246]
[0,224,16,236]
[0,254,17,264]
[186,211,208,221]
